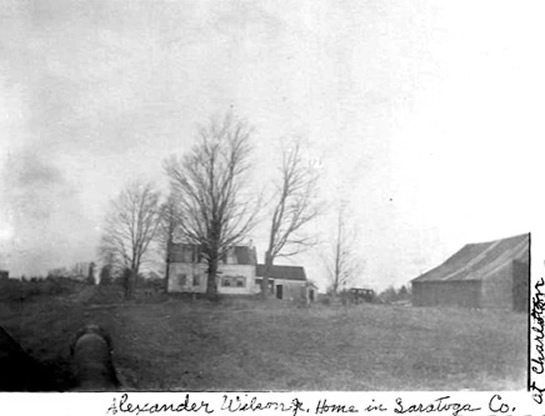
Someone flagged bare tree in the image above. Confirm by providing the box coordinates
[157,194,179,291]
[164,114,259,299]
[324,205,360,295]
[99,180,161,299]
[86,262,96,285]
[261,141,320,297]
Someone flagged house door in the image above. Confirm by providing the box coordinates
[276,284,283,299]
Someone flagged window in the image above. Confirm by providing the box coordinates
[221,248,237,264]
[222,275,246,288]
[227,250,237,265]
[182,248,193,263]
[192,275,200,287]
[192,247,204,263]
[177,274,187,286]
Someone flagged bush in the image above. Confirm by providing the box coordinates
[318,296,330,306]
[139,277,165,292]
[376,285,411,304]
[86,285,125,304]
[0,278,81,303]
[99,265,113,286]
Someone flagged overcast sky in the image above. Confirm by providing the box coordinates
[1,0,544,290]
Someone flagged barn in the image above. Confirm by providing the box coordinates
[411,233,529,311]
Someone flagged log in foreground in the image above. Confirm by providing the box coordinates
[71,324,120,391]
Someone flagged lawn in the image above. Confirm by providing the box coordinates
[0,284,527,391]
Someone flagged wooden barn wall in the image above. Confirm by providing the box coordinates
[481,264,513,310]
[512,260,529,313]
[412,280,481,308]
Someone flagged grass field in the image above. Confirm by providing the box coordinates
[0,284,527,391]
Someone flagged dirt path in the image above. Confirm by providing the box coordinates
[71,286,96,303]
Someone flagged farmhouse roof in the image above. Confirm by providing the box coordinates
[256,264,307,281]
[170,244,257,265]
[234,246,257,265]
[412,233,529,283]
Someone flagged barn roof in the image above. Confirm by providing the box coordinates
[256,264,307,281]
[412,233,529,283]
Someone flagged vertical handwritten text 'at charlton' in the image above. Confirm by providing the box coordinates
[531,276,545,404]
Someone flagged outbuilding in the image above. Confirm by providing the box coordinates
[411,233,529,312]
[255,264,308,301]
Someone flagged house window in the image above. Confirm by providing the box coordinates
[193,275,200,287]
[221,248,237,264]
[182,247,193,262]
[227,250,237,265]
[192,247,205,263]
[222,275,246,287]
[177,274,187,286]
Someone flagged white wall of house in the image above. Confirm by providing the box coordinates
[168,263,258,295]
[168,263,207,293]
[217,264,257,295]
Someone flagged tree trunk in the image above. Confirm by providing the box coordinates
[206,257,219,300]
[87,262,95,285]
[122,269,130,299]
[123,268,137,300]
[165,235,172,292]
[131,269,138,298]
[261,251,272,299]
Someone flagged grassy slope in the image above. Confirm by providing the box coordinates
[0,292,527,391]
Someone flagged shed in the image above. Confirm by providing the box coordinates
[256,264,308,301]
[411,233,529,311]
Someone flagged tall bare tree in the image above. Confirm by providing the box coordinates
[99,180,161,299]
[324,204,360,295]
[261,141,320,297]
[157,194,179,291]
[164,114,259,299]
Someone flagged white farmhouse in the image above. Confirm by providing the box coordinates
[167,243,314,301]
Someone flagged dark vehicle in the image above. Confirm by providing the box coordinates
[348,288,375,304]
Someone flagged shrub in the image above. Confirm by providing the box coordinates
[99,265,113,286]
[0,278,80,303]
[376,285,411,304]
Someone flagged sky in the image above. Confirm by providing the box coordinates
[1,0,544,291]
